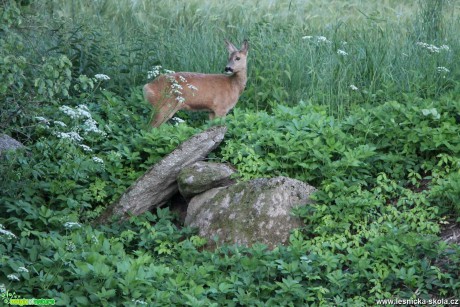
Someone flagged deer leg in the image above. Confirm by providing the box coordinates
[151,100,177,127]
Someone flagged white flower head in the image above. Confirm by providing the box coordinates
[83,118,105,135]
[437,66,450,73]
[55,131,83,143]
[337,49,348,56]
[92,157,104,164]
[132,299,148,305]
[349,84,359,91]
[147,65,162,79]
[17,267,29,273]
[95,74,110,81]
[35,116,49,125]
[187,84,198,91]
[0,224,16,239]
[440,45,450,51]
[175,96,185,104]
[416,42,450,54]
[7,274,20,281]
[53,121,67,127]
[64,222,82,229]
[66,241,76,252]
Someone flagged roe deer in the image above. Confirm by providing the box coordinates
[143,39,249,127]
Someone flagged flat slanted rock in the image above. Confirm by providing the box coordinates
[177,161,236,199]
[185,176,316,248]
[97,125,227,223]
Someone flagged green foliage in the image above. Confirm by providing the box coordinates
[1,0,460,305]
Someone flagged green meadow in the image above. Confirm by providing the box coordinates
[1,0,459,305]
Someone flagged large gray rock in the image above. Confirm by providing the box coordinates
[185,176,316,248]
[177,161,236,199]
[0,134,24,154]
[96,125,227,223]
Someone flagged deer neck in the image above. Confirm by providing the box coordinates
[229,69,247,95]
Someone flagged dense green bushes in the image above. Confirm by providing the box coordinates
[1,0,460,305]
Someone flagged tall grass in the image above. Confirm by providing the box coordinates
[30,0,460,116]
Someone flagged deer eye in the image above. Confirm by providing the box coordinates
[236,57,241,61]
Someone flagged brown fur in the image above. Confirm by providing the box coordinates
[143,40,249,127]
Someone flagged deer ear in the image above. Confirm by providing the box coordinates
[225,40,238,53]
[240,39,249,54]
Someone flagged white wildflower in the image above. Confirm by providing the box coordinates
[83,118,104,135]
[59,106,78,119]
[437,66,450,73]
[187,84,198,91]
[7,274,19,281]
[76,105,91,119]
[349,84,359,91]
[79,144,92,152]
[422,108,440,120]
[175,96,185,104]
[53,121,67,127]
[92,157,104,164]
[147,65,163,79]
[35,116,49,124]
[171,117,185,124]
[91,235,99,244]
[337,49,348,56]
[94,74,110,81]
[171,83,183,91]
[64,222,82,229]
[66,241,76,252]
[178,75,187,83]
[132,299,148,305]
[316,36,331,43]
[0,224,16,239]
[55,131,83,142]
[440,45,450,51]
[17,267,29,273]
[303,35,331,44]
[416,42,450,54]
[163,69,175,74]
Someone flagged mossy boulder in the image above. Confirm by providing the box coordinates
[177,161,236,199]
[0,134,24,154]
[185,176,316,248]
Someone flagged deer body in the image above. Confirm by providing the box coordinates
[143,40,249,127]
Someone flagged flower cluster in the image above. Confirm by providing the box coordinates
[55,104,106,145]
[149,65,199,106]
[416,42,450,53]
[92,157,104,164]
[147,65,163,79]
[337,49,348,56]
[94,74,110,81]
[302,35,331,44]
[437,66,450,73]
[0,224,16,239]
[59,105,92,120]
[63,222,82,229]
[7,274,19,282]
[55,131,84,143]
